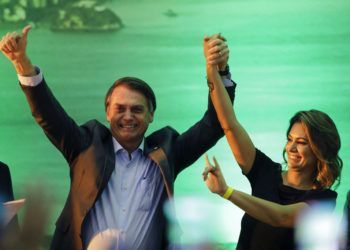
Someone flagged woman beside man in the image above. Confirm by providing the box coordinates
[202,36,343,249]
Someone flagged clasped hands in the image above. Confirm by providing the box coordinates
[203,33,229,71]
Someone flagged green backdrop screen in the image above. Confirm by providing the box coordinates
[1,0,349,244]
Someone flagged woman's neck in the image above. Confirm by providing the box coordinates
[282,171,315,190]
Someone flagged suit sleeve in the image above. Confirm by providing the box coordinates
[20,79,89,165]
[0,162,20,236]
[172,83,236,175]
[0,162,15,202]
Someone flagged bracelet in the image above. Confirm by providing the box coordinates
[223,187,234,199]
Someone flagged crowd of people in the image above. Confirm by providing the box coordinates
[0,24,349,249]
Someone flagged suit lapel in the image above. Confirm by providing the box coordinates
[148,147,173,198]
[144,139,173,198]
[96,132,115,198]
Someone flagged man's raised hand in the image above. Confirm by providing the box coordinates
[0,25,35,76]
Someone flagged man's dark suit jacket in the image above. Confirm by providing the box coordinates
[21,79,235,250]
[0,162,19,241]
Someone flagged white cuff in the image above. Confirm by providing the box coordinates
[221,73,234,87]
[18,66,43,86]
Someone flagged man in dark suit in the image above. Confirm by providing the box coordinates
[0,26,234,249]
[0,162,19,246]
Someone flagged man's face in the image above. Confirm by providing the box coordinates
[106,85,154,152]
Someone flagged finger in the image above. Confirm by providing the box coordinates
[208,49,229,62]
[2,42,12,51]
[208,55,226,63]
[209,43,227,54]
[5,39,16,51]
[209,33,227,42]
[216,51,229,61]
[203,171,215,182]
[221,42,228,50]
[207,50,220,60]
[2,46,10,54]
[202,164,217,181]
[208,53,221,63]
[202,169,208,181]
[0,35,5,47]
[203,35,210,42]
[208,39,222,47]
[208,46,220,55]
[213,156,221,170]
[206,154,217,172]
[208,42,227,54]
[204,154,210,166]
[207,57,221,65]
[1,33,10,47]
[20,25,32,46]
[207,53,219,61]
[202,165,212,181]
[208,37,227,47]
[220,47,229,56]
[207,55,227,65]
[207,33,220,41]
[8,36,18,51]
[5,43,14,52]
[203,154,210,178]
[0,41,5,51]
[206,61,217,66]
[218,34,227,42]
[2,33,15,51]
[203,154,216,173]
[205,172,213,182]
[22,25,32,38]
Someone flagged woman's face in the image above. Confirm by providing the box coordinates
[285,122,318,173]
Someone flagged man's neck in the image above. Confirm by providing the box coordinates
[113,138,143,155]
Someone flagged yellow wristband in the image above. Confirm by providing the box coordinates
[223,187,234,199]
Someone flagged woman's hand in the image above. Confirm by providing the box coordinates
[202,154,228,197]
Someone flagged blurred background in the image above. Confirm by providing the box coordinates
[1,0,349,247]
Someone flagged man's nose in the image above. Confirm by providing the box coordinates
[123,110,133,119]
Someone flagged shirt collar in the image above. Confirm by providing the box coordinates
[112,137,144,155]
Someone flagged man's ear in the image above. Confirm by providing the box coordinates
[149,112,154,123]
[106,106,111,122]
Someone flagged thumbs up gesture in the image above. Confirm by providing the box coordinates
[0,25,35,76]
